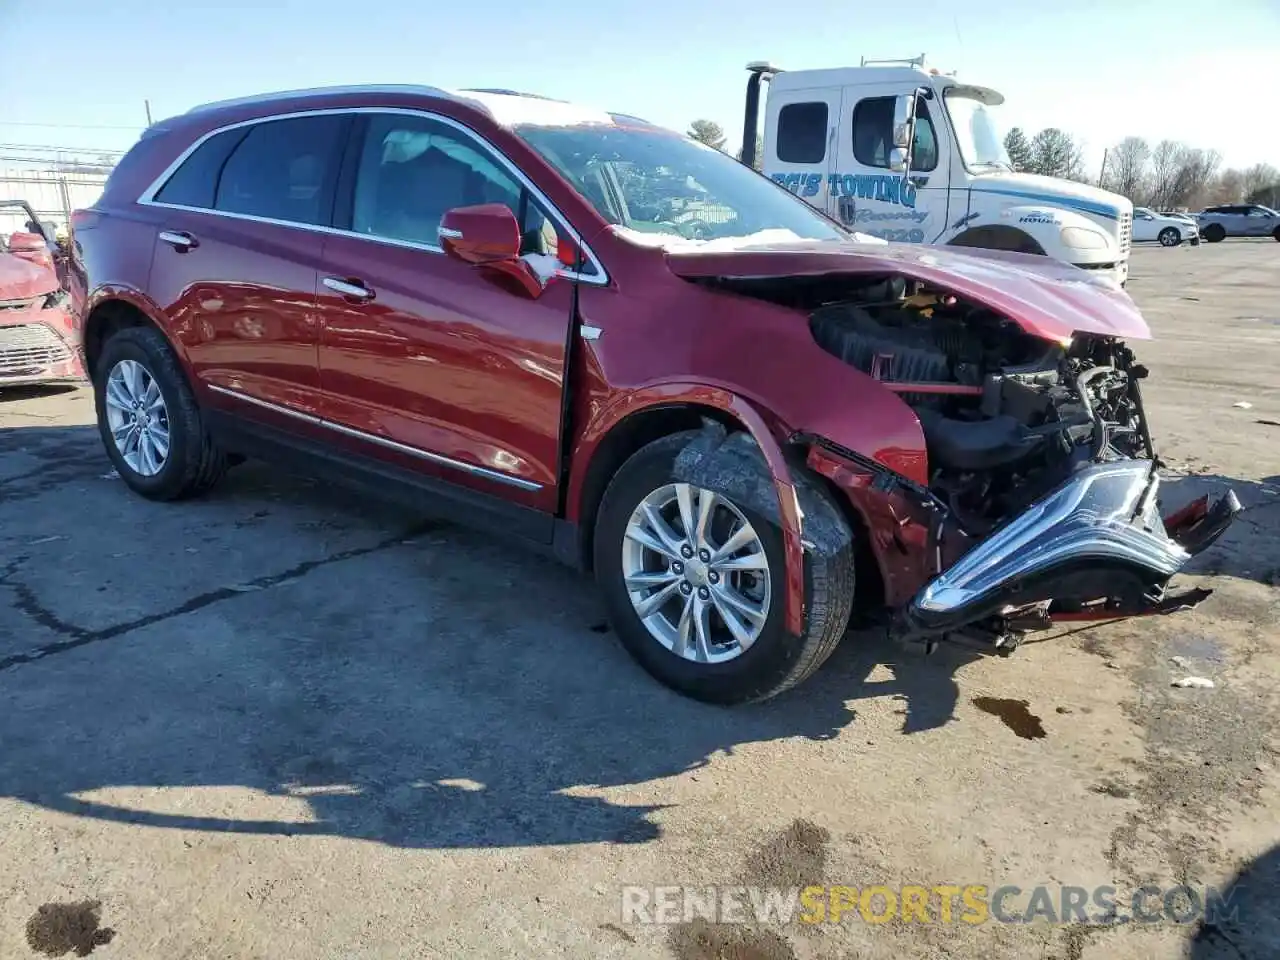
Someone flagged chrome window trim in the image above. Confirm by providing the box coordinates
[138,106,610,287]
[208,384,543,491]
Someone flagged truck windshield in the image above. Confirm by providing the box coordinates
[943,91,1012,172]
[513,123,847,243]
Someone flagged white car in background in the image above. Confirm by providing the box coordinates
[1132,207,1199,246]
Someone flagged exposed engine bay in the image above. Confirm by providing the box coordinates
[802,275,1154,534]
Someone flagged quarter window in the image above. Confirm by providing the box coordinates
[852,96,939,172]
[350,113,562,258]
[153,127,248,208]
[213,115,347,226]
[776,102,828,164]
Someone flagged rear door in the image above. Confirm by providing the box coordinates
[312,111,580,517]
[144,113,350,418]
[763,88,839,220]
[833,87,946,243]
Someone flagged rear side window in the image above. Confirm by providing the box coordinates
[214,115,347,226]
[776,102,828,164]
[152,127,249,208]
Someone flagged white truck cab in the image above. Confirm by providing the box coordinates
[740,56,1133,286]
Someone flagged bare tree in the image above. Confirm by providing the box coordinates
[687,120,727,151]
[1029,128,1085,180]
[1242,163,1280,200]
[1102,136,1150,201]
[1208,168,1246,205]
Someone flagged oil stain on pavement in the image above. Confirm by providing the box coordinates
[25,900,115,957]
[972,697,1047,740]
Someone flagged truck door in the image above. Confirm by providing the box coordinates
[832,86,949,243]
[762,88,840,218]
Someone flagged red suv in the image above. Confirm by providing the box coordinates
[72,85,1237,704]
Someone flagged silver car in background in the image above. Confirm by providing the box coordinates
[1196,204,1280,243]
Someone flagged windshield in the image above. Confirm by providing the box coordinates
[943,91,1012,171]
[513,122,847,244]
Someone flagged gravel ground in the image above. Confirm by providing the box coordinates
[1,241,1277,960]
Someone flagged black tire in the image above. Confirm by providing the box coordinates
[93,325,228,501]
[593,432,855,705]
[1272,226,1280,242]
[1158,227,1181,247]
[1203,223,1226,243]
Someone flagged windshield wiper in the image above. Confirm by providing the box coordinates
[969,160,1012,172]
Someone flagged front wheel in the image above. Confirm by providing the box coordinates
[1158,227,1181,247]
[593,433,855,704]
[1272,226,1280,242]
[1203,223,1226,243]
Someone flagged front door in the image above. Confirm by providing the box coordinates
[315,111,576,515]
[832,87,948,243]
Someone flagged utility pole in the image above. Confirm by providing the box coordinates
[145,100,153,126]
[1097,147,1108,188]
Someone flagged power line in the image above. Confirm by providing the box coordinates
[0,120,144,131]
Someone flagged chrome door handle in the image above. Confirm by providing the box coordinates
[158,230,198,251]
[323,277,375,301]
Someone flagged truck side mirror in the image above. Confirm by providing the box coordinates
[891,94,916,149]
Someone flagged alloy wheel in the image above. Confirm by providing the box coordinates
[104,359,170,477]
[621,483,771,664]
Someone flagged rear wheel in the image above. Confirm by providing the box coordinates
[1272,226,1280,242]
[594,433,855,704]
[1158,227,1181,247]
[94,326,228,500]
[1203,223,1226,243]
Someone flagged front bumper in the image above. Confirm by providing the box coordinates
[896,460,1239,640]
[0,310,86,387]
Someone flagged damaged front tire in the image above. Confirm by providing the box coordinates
[594,430,856,704]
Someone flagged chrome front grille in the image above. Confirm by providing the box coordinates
[1118,211,1132,256]
[0,322,71,375]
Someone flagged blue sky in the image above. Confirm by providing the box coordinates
[2,0,1276,172]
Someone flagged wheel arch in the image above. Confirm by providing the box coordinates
[948,224,1046,255]
[83,288,187,384]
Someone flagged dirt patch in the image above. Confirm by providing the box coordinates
[25,900,116,957]
[667,919,796,960]
[742,819,831,890]
[972,697,1047,740]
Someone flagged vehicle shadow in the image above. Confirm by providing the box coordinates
[0,422,976,851]
[0,383,81,403]
[1189,842,1280,959]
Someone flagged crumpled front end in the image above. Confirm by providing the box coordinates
[894,459,1239,645]
[0,290,86,387]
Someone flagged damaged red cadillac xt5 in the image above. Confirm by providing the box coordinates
[71,86,1240,704]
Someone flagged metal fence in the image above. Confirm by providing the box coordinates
[0,169,111,237]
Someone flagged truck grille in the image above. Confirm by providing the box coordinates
[1118,210,1132,256]
[0,323,72,376]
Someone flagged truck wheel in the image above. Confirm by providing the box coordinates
[1203,224,1226,243]
[1158,227,1181,247]
[93,325,228,501]
[593,433,855,704]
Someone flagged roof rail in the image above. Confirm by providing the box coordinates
[185,83,453,115]
[459,87,561,102]
[859,54,928,68]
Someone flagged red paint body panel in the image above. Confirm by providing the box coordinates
[1,239,86,387]
[663,239,1151,343]
[0,250,59,301]
[315,233,572,509]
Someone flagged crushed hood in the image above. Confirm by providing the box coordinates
[664,238,1150,343]
[0,252,58,302]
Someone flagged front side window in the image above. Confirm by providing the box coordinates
[776,102,828,164]
[513,122,846,244]
[214,115,347,226]
[349,113,562,258]
[851,96,938,172]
